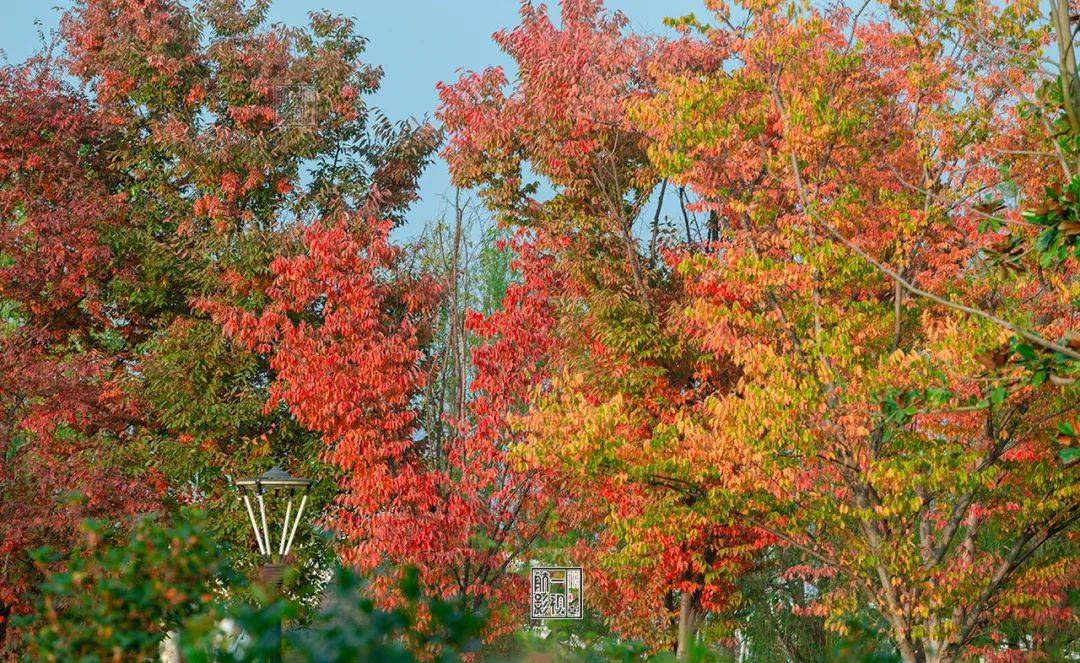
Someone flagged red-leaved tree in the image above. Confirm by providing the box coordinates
[0,62,156,645]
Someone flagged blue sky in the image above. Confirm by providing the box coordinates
[1,0,702,237]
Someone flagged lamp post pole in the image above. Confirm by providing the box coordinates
[234,466,313,663]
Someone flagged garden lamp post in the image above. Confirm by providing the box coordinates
[234,466,313,661]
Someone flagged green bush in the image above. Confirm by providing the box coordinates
[24,508,239,661]
[22,507,487,661]
[179,567,486,662]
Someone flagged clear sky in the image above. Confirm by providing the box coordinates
[1,0,702,237]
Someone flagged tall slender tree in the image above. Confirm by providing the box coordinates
[439,1,764,652]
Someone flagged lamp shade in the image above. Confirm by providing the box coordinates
[235,465,313,492]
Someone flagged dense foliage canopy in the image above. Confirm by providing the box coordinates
[1,0,1076,661]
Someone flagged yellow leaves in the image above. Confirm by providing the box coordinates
[872,503,899,519]
[514,368,690,481]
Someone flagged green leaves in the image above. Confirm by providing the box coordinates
[879,386,955,441]
[1017,174,1080,269]
[23,509,241,661]
[1060,447,1080,464]
[1057,420,1078,465]
[24,509,487,663]
[181,566,486,663]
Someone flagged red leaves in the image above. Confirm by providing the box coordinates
[208,211,456,576]
[209,219,566,638]
[0,66,118,337]
[0,62,161,626]
[61,0,202,108]
[0,321,154,625]
[438,0,656,212]
[438,1,765,644]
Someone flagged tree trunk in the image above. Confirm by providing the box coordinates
[1053,0,1080,140]
[676,591,700,659]
[159,629,181,663]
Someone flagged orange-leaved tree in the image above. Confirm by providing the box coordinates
[632,0,1078,660]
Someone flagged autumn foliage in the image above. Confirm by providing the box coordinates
[0,0,435,648]
[440,0,1078,659]
[0,58,155,643]
[2,0,1078,660]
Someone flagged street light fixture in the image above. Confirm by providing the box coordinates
[234,466,313,662]
[234,466,313,584]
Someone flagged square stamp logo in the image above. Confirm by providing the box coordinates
[531,567,583,619]
[273,84,318,128]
